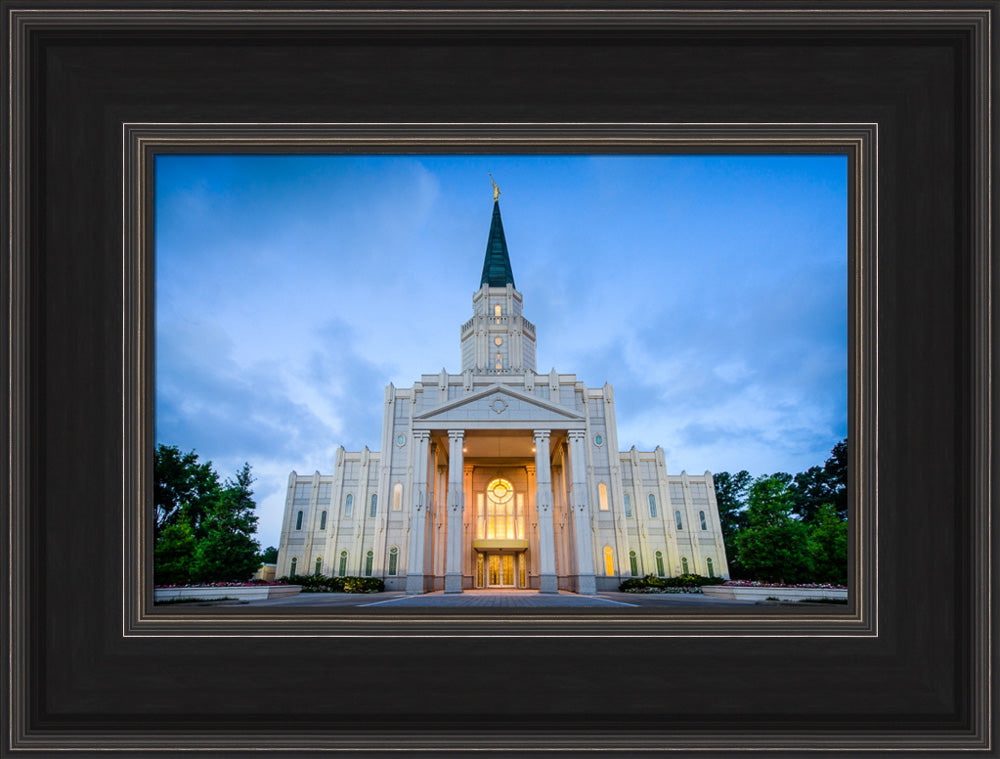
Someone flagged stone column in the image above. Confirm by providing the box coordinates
[534,429,558,593]
[445,430,465,593]
[405,430,431,594]
[568,430,597,594]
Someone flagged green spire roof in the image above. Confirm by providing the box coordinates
[480,200,515,288]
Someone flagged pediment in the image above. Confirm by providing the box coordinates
[414,384,584,424]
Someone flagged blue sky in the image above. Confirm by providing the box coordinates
[155,154,848,549]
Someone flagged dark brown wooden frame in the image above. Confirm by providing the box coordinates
[3,3,994,756]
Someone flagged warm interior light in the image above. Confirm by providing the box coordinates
[463,447,467,452]
[531,446,536,452]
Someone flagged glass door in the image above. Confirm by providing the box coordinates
[486,554,517,588]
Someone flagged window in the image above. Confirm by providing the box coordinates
[365,550,373,576]
[345,493,353,518]
[388,546,398,576]
[675,510,683,530]
[338,551,348,577]
[494,304,502,320]
[289,557,297,576]
[681,557,689,574]
[295,510,303,530]
[392,483,402,511]
[369,494,377,518]
[706,557,715,578]
[598,482,609,511]
[603,546,614,576]
[314,557,322,575]
[624,492,632,518]
[699,510,707,530]
[648,493,657,518]
[481,478,522,539]
[655,550,665,577]
[629,550,638,577]
[319,510,327,530]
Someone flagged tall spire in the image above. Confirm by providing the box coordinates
[480,187,515,288]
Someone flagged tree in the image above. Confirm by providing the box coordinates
[787,439,847,522]
[154,518,196,585]
[711,470,752,578]
[808,503,848,585]
[258,546,279,564]
[824,439,848,519]
[191,462,261,583]
[154,444,222,539]
[733,476,814,584]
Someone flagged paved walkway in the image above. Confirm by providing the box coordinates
[239,589,757,608]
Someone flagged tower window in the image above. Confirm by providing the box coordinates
[388,546,398,576]
[629,550,638,577]
[319,510,327,530]
[624,492,632,518]
[681,557,689,574]
[648,494,657,518]
[700,510,707,530]
[370,494,377,518]
[345,493,353,518]
[365,550,374,577]
[494,336,503,346]
[655,551,665,577]
[675,510,683,530]
[295,510,303,530]
[289,557,297,576]
[598,482,609,511]
[706,557,715,578]
[314,557,322,575]
[338,551,348,577]
[393,483,402,511]
[603,546,614,576]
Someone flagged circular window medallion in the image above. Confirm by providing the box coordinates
[395,434,406,447]
[490,398,508,414]
[594,434,604,447]
[488,478,514,504]
[494,336,503,346]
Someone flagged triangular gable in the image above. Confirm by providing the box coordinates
[414,384,584,424]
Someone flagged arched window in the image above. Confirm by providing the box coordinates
[369,494,377,518]
[482,478,521,539]
[365,550,374,576]
[289,557,297,576]
[345,493,353,518]
[603,546,614,576]
[494,304,502,322]
[674,510,683,530]
[648,494,657,518]
[599,482,609,511]
[388,546,398,576]
[392,483,402,511]
[320,510,327,530]
[314,557,322,575]
[681,557,689,575]
[295,510,303,530]
[655,550,665,577]
[624,492,632,518]
[706,557,715,578]
[338,551,348,577]
[699,510,707,530]
[629,550,638,577]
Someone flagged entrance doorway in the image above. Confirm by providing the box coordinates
[477,552,528,588]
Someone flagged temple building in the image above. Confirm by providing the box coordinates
[275,187,730,593]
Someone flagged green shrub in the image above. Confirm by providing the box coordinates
[278,574,384,593]
[618,573,725,592]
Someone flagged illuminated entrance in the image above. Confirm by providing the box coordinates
[474,477,529,588]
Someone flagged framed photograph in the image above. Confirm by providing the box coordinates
[4,3,993,756]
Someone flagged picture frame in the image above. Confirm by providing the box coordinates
[4,3,993,755]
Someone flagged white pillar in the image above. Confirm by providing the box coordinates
[534,429,558,593]
[568,429,597,594]
[405,430,431,594]
[445,430,465,593]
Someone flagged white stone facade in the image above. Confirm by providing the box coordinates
[276,202,729,593]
